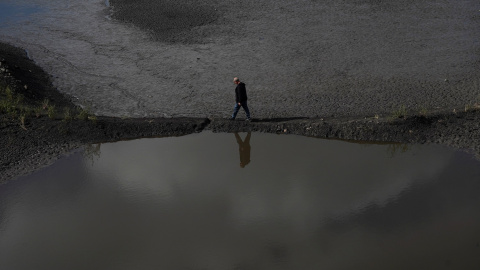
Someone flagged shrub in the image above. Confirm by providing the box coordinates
[88,115,97,124]
[47,105,56,119]
[34,106,43,118]
[63,107,72,122]
[391,105,407,119]
[42,99,49,110]
[77,108,90,121]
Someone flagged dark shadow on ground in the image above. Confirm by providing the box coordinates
[249,117,309,123]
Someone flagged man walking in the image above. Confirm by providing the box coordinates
[231,77,251,121]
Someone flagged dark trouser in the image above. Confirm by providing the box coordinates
[231,101,251,119]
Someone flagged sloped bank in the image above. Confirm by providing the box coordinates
[208,112,480,158]
[0,43,209,182]
[2,42,480,183]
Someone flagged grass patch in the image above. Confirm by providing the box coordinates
[77,107,91,121]
[63,107,73,122]
[465,103,480,112]
[0,83,51,121]
[42,98,49,110]
[34,105,43,118]
[88,115,97,124]
[391,105,407,119]
[0,84,23,118]
[1,70,98,132]
[19,113,27,130]
[47,105,56,119]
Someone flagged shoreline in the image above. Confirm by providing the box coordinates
[2,42,480,183]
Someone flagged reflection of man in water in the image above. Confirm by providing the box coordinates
[235,132,251,168]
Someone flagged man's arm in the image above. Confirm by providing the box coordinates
[239,84,247,102]
[235,86,240,103]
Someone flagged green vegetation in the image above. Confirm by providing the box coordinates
[77,107,91,121]
[47,105,56,119]
[88,115,97,124]
[464,103,480,112]
[34,105,43,118]
[63,107,73,122]
[42,98,49,110]
[0,82,97,128]
[0,84,22,117]
[391,105,407,119]
[19,113,27,130]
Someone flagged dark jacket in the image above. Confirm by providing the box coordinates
[235,82,248,103]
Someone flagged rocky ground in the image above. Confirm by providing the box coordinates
[3,42,480,183]
[103,0,480,118]
[0,43,208,182]
[2,0,478,119]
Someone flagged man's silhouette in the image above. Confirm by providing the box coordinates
[234,132,251,168]
[230,77,251,121]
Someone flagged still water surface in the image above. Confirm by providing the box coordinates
[1,132,480,269]
[0,2,42,25]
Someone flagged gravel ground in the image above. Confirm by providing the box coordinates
[109,0,480,118]
[0,0,478,119]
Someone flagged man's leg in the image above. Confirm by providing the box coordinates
[231,103,241,119]
[242,101,251,119]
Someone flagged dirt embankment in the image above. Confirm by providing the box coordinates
[0,43,208,182]
[2,42,480,183]
[208,113,480,157]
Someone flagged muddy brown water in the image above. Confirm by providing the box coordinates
[1,132,479,269]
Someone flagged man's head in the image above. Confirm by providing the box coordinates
[233,77,240,85]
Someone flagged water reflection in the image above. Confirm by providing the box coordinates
[83,143,101,166]
[234,132,251,168]
[386,143,410,157]
[1,132,480,269]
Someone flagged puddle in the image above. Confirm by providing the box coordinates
[0,2,42,25]
[1,132,480,269]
